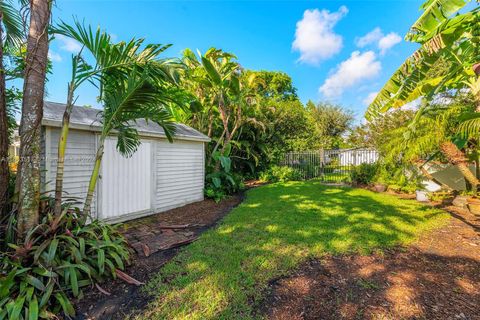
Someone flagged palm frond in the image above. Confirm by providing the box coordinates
[115,126,141,157]
[458,113,480,139]
[54,19,180,89]
[0,0,24,48]
[102,69,176,143]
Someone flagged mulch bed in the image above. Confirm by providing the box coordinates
[260,200,480,320]
[74,194,244,320]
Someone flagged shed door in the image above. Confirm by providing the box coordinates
[100,138,152,219]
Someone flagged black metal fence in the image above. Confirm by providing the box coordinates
[280,149,379,183]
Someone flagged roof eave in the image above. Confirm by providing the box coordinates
[41,119,211,143]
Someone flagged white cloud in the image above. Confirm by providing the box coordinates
[355,28,383,48]
[319,51,381,98]
[363,91,378,106]
[378,32,402,55]
[355,28,402,55]
[48,50,62,62]
[55,34,82,53]
[292,6,348,65]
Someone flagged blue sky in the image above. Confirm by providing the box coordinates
[47,0,424,120]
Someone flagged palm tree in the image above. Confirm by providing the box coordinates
[366,0,480,191]
[83,68,178,216]
[0,0,24,217]
[17,0,52,237]
[51,21,180,216]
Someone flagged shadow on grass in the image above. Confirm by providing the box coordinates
[138,181,448,320]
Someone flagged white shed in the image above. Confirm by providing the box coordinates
[41,102,210,223]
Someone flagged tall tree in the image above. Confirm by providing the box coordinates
[83,69,178,216]
[16,0,52,236]
[0,1,23,217]
[310,102,353,149]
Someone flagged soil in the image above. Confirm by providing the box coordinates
[74,194,244,320]
[260,203,480,320]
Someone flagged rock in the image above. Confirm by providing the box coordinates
[452,196,469,209]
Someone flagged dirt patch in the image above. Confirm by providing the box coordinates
[74,194,244,320]
[261,206,480,320]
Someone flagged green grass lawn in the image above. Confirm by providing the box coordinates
[138,181,449,320]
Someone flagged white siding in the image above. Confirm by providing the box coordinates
[44,126,207,222]
[155,140,204,212]
[100,138,152,219]
[46,128,97,214]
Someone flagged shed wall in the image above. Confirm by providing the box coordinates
[44,126,206,222]
[155,140,205,212]
[45,128,97,214]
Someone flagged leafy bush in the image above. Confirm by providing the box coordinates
[0,207,130,319]
[205,146,244,202]
[350,163,378,185]
[374,163,423,194]
[259,165,303,183]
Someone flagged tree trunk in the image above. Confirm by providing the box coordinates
[0,14,9,218]
[53,83,75,216]
[418,165,453,192]
[83,136,105,217]
[439,141,479,190]
[16,0,51,237]
[213,93,230,172]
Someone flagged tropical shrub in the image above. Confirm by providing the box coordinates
[375,163,423,194]
[259,165,302,183]
[0,205,130,319]
[205,147,244,202]
[350,163,378,186]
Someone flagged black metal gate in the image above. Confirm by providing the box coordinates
[280,149,379,183]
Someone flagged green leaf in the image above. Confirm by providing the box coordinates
[201,56,222,86]
[26,275,46,291]
[407,0,471,42]
[11,295,25,320]
[79,238,86,257]
[28,297,38,320]
[211,177,221,189]
[219,156,231,173]
[229,76,240,95]
[226,175,236,186]
[222,143,232,157]
[46,239,59,264]
[33,240,51,263]
[54,293,75,316]
[26,286,35,300]
[33,268,56,278]
[109,252,125,270]
[39,281,54,308]
[97,249,105,274]
[69,267,79,297]
[0,269,17,298]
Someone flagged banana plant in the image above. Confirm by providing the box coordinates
[366,0,480,190]
[52,20,181,217]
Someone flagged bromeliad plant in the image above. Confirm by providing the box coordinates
[0,203,130,319]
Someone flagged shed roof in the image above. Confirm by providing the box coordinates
[42,101,210,142]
